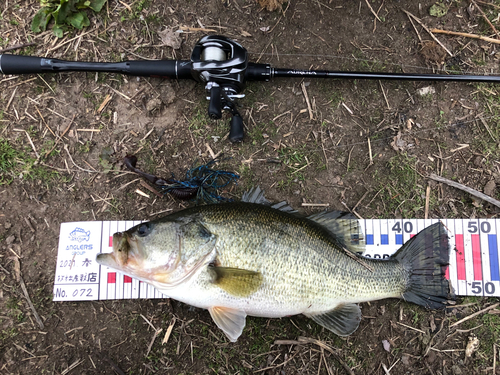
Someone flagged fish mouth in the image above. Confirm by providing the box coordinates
[95,231,131,270]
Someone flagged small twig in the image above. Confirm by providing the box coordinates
[301,203,330,207]
[408,15,423,42]
[60,359,83,375]
[429,174,500,209]
[396,322,425,334]
[25,131,40,159]
[424,184,431,219]
[364,0,382,21]
[139,180,163,198]
[0,42,36,54]
[301,82,314,120]
[476,0,500,9]
[494,343,497,375]
[403,9,453,56]
[64,144,98,173]
[450,303,500,328]
[135,189,150,198]
[140,314,157,331]
[471,0,500,39]
[146,328,162,357]
[162,318,176,345]
[14,342,35,358]
[367,138,373,166]
[19,276,44,329]
[6,86,17,112]
[379,80,390,109]
[352,190,370,212]
[431,28,500,45]
[45,115,74,158]
[298,337,355,375]
[479,117,497,142]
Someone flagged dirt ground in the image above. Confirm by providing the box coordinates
[1,0,500,374]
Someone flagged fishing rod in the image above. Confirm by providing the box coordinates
[1,35,499,142]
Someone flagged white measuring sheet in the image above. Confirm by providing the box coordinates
[53,219,500,301]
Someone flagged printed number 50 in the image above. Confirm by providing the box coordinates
[471,281,495,294]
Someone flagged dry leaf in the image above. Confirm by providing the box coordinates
[429,315,436,332]
[391,131,407,152]
[257,0,285,11]
[465,335,479,357]
[484,179,496,197]
[158,27,182,50]
[382,339,391,352]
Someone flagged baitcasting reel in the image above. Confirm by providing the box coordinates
[190,35,249,143]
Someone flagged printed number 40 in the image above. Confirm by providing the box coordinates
[471,281,495,294]
[392,222,413,233]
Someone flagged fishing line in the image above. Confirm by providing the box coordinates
[248,51,499,77]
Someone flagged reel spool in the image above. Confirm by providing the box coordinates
[190,35,249,142]
[201,46,227,62]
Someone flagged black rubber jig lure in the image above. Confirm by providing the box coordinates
[123,155,239,203]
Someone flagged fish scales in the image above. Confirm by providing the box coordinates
[97,193,454,341]
[195,203,406,306]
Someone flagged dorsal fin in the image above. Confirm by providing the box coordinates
[307,211,365,254]
[241,186,269,205]
[242,187,296,213]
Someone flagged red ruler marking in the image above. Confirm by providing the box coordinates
[109,236,113,248]
[471,234,482,281]
[456,234,466,280]
[107,272,116,284]
[124,276,132,283]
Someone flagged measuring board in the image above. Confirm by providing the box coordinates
[53,218,500,301]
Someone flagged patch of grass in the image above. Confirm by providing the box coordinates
[189,104,211,137]
[78,140,93,153]
[278,144,309,185]
[0,138,59,185]
[372,153,433,217]
[0,139,19,184]
[6,297,25,323]
[472,84,500,162]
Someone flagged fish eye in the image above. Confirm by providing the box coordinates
[136,223,151,237]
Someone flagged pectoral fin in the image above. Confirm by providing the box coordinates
[305,303,361,337]
[209,306,247,342]
[211,267,263,297]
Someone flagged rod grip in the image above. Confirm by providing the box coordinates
[126,60,192,79]
[0,54,44,74]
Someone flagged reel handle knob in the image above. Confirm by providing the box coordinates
[208,84,222,119]
[229,114,244,143]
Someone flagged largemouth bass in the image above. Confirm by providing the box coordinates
[96,189,454,342]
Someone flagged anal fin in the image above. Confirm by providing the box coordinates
[209,306,247,342]
[305,303,361,337]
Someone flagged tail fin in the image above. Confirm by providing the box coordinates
[394,222,455,309]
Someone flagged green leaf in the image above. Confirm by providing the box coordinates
[54,1,73,26]
[429,3,448,17]
[88,0,107,12]
[66,11,90,29]
[31,8,53,33]
[53,25,64,38]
